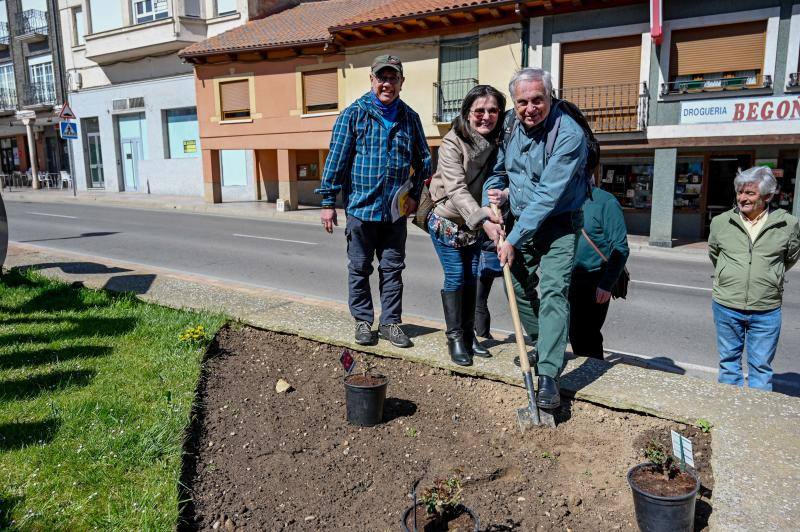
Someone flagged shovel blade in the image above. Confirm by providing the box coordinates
[516,405,557,431]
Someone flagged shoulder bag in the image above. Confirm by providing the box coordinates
[580,229,629,300]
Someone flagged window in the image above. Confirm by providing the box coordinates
[216,0,237,16]
[73,7,85,46]
[132,0,168,24]
[220,80,250,120]
[302,69,338,114]
[0,62,15,107]
[28,54,54,104]
[437,37,478,122]
[184,0,201,17]
[89,0,123,33]
[667,21,767,94]
[166,108,200,159]
[220,150,247,187]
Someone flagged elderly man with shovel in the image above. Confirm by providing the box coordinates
[482,68,591,420]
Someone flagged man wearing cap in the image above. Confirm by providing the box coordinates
[316,55,432,348]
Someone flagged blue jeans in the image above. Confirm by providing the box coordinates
[712,300,782,391]
[429,231,480,292]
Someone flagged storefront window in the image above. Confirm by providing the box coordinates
[773,154,796,214]
[674,158,704,211]
[600,161,653,209]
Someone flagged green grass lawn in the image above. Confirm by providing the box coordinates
[0,269,226,530]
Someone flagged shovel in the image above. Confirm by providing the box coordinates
[491,205,556,430]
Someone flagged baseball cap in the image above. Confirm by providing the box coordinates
[371,55,403,76]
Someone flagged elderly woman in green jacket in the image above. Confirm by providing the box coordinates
[708,166,800,391]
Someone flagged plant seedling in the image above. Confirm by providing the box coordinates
[405,427,419,438]
[644,440,679,479]
[697,418,712,433]
[419,470,464,519]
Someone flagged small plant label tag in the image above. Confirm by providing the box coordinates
[339,348,356,375]
[670,430,695,468]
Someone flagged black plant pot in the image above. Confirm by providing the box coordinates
[401,503,479,532]
[343,373,388,426]
[628,463,700,532]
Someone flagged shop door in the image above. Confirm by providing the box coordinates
[87,132,104,188]
[121,139,142,191]
[45,137,59,173]
[705,154,752,235]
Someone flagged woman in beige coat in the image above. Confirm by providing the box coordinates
[427,85,506,366]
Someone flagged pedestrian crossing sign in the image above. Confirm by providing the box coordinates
[60,120,78,140]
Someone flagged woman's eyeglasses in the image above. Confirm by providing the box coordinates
[470,108,500,118]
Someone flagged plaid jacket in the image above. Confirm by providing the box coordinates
[316,92,432,222]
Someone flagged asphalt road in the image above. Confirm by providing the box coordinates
[6,200,800,395]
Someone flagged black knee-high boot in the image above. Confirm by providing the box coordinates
[441,290,471,366]
[462,285,490,358]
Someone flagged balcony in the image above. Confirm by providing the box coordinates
[555,82,648,133]
[15,9,49,43]
[660,74,772,97]
[84,16,207,66]
[0,87,16,114]
[22,82,56,109]
[433,78,478,123]
[0,22,9,49]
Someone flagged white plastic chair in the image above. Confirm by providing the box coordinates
[38,171,50,188]
[60,170,72,188]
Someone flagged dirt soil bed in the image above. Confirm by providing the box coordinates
[181,326,713,531]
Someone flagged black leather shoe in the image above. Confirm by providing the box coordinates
[379,323,413,348]
[354,321,376,346]
[471,336,491,358]
[536,376,561,409]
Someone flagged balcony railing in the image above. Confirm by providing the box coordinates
[555,82,648,133]
[15,9,49,38]
[22,82,56,107]
[0,87,17,110]
[0,22,9,46]
[660,74,771,96]
[433,78,478,123]
[788,73,800,89]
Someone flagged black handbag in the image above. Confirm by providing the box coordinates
[581,229,629,300]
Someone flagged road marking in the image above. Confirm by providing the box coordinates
[631,279,712,292]
[27,212,78,219]
[233,233,317,245]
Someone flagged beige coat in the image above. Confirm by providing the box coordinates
[429,128,496,230]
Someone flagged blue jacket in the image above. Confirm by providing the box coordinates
[483,102,588,247]
[315,92,432,222]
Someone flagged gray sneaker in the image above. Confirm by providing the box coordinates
[379,323,412,348]
[354,321,376,346]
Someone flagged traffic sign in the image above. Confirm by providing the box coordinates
[60,120,78,140]
[59,102,76,120]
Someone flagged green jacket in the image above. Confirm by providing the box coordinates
[573,188,630,291]
[708,208,800,311]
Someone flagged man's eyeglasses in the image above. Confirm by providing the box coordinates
[374,75,401,84]
[470,107,500,118]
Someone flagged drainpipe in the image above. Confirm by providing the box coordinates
[517,3,529,68]
[50,0,76,194]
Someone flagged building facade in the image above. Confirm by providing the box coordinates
[183,0,800,245]
[0,0,69,186]
[58,0,261,194]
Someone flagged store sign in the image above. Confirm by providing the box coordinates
[183,140,197,154]
[680,95,800,124]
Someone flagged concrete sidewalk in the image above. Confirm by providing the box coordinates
[2,188,710,258]
[4,241,797,530]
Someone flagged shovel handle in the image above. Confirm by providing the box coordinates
[490,204,532,374]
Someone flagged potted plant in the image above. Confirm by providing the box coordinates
[343,353,388,426]
[627,439,700,532]
[402,471,479,531]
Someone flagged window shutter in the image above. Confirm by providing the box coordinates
[669,20,767,78]
[221,80,250,113]
[303,69,338,110]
